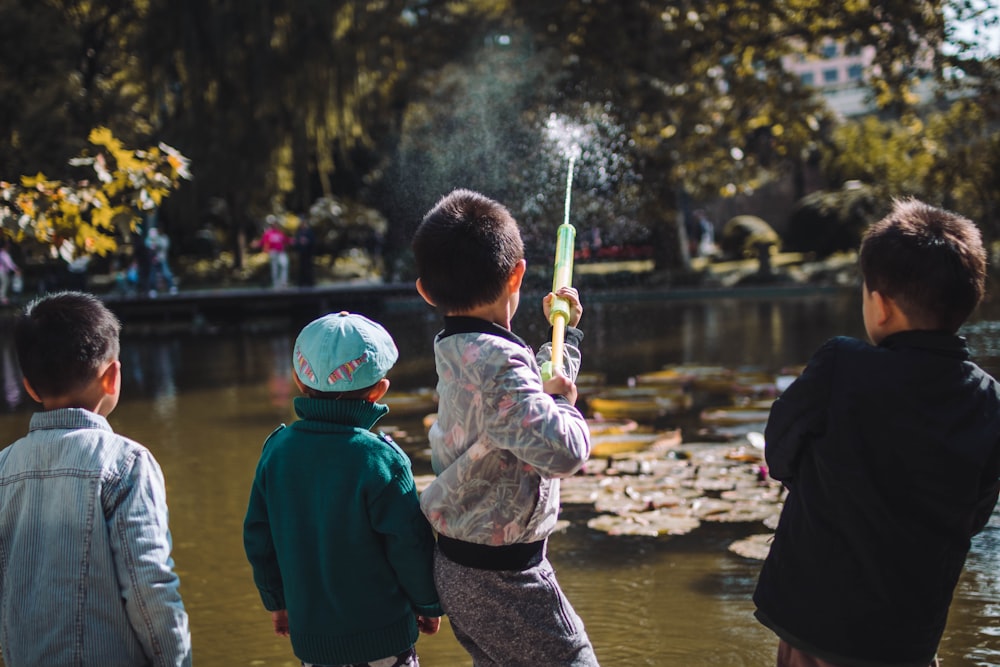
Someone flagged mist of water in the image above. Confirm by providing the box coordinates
[382,36,645,275]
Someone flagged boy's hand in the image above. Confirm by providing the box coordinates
[272,609,290,637]
[417,615,441,635]
[543,287,583,328]
[543,369,578,406]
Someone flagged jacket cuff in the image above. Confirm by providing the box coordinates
[414,602,444,617]
[258,589,286,612]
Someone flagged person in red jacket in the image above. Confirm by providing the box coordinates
[257,216,291,288]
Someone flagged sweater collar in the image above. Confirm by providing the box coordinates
[292,395,388,429]
[439,315,528,348]
[878,329,970,360]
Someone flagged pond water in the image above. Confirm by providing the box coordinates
[0,287,998,666]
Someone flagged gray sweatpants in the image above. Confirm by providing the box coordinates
[433,544,600,667]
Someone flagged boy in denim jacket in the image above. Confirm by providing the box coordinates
[0,291,191,666]
[412,189,599,666]
[754,199,1000,667]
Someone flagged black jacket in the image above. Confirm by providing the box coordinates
[754,331,1000,667]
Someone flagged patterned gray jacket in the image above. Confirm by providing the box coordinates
[420,316,591,545]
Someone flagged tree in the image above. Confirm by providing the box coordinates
[0,0,151,177]
[378,1,973,272]
[2,0,996,276]
[0,128,191,260]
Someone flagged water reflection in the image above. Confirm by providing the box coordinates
[122,340,180,420]
[1,290,999,666]
[1,346,21,410]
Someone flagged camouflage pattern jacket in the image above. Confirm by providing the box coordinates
[420,316,591,545]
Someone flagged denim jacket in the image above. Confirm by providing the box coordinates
[0,408,191,667]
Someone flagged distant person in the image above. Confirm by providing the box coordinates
[686,209,715,259]
[412,189,599,666]
[145,227,177,296]
[115,256,141,297]
[257,216,291,288]
[0,238,21,305]
[754,198,1000,667]
[65,253,91,291]
[0,291,191,666]
[694,209,716,258]
[243,311,442,666]
[293,217,317,287]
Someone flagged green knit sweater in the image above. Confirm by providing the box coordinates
[244,396,442,664]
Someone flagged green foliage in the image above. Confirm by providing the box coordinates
[720,215,781,260]
[822,98,1000,237]
[785,184,884,257]
[824,116,936,196]
[1,0,997,272]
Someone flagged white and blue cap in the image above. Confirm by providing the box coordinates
[293,312,398,392]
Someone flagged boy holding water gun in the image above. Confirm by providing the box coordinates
[412,188,599,666]
[754,199,1000,667]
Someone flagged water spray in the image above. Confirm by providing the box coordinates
[540,151,578,382]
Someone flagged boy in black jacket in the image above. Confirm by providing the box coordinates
[754,198,1000,667]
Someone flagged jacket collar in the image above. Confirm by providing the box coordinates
[439,316,529,348]
[878,329,970,360]
[29,408,111,432]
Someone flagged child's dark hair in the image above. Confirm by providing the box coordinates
[859,198,986,333]
[412,189,524,313]
[14,291,121,399]
[299,384,378,401]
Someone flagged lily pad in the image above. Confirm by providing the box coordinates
[588,387,693,421]
[591,430,682,457]
[586,418,639,436]
[728,533,774,560]
[702,503,778,523]
[587,509,701,537]
[700,408,772,426]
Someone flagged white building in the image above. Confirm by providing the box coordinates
[781,37,943,118]
[781,39,879,117]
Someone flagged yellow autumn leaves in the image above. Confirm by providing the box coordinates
[0,128,191,260]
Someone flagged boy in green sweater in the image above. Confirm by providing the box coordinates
[244,311,442,667]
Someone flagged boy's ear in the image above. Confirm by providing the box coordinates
[415,278,435,307]
[507,259,527,293]
[21,377,42,404]
[99,360,121,396]
[870,289,894,327]
[365,378,390,403]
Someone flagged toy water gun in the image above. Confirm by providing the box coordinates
[540,155,577,381]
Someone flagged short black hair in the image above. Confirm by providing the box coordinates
[859,198,986,333]
[412,189,524,313]
[14,291,121,399]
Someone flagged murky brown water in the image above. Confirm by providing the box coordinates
[1,287,998,666]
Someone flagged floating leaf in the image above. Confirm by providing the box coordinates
[587,509,701,537]
[728,533,774,560]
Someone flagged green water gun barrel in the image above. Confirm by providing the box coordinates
[541,222,576,381]
[548,223,576,324]
[540,153,577,382]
